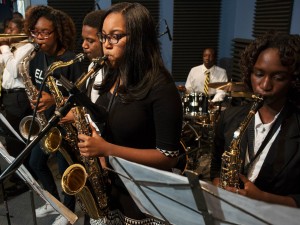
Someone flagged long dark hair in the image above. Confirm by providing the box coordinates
[98,2,172,103]
[240,31,300,102]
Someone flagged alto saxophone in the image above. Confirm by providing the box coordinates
[46,55,109,219]
[219,95,264,189]
[18,43,61,153]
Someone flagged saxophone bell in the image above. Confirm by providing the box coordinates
[19,115,42,140]
[19,115,62,154]
[61,163,88,195]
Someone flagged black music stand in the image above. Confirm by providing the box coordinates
[109,156,300,225]
[0,106,78,224]
[0,142,78,224]
[185,170,214,225]
[0,113,25,143]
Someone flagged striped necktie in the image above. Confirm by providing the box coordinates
[204,70,210,96]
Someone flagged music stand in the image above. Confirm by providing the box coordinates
[109,156,300,225]
[0,113,25,143]
[0,142,78,224]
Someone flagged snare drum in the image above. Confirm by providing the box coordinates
[182,92,205,117]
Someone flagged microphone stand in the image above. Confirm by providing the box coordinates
[158,30,168,38]
[0,96,76,182]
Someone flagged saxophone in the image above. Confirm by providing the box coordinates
[46,75,79,150]
[18,43,61,153]
[219,95,264,189]
[46,55,109,219]
[43,54,85,149]
[62,106,109,219]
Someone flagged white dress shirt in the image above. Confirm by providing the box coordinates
[247,112,281,182]
[0,42,34,89]
[86,62,105,103]
[185,64,228,102]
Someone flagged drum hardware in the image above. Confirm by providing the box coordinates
[185,147,205,171]
[173,141,189,174]
[208,81,249,92]
[178,121,203,174]
[179,120,216,177]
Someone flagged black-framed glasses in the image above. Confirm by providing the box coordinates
[98,33,127,44]
[30,29,55,39]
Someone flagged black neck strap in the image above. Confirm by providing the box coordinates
[107,77,120,113]
[245,104,288,173]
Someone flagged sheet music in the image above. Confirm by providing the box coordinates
[109,156,300,225]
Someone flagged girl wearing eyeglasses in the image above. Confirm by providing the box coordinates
[24,5,83,225]
[77,2,183,225]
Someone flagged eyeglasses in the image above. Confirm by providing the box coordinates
[30,30,54,39]
[98,33,127,44]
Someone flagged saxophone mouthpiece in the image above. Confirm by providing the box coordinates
[251,94,264,112]
[33,42,40,52]
[92,55,108,64]
[252,94,264,101]
[91,55,108,70]
[100,55,108,66]
[72,53,85,63]
[102,55,108,61]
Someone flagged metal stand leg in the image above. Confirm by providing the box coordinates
[29,189,37,225]
[185,170,214,225]
[0,166,12,225]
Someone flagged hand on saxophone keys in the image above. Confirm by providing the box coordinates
[30,91,55,112]
[78,125,108,158]
[59,110,75,124]
[224,174,266,200]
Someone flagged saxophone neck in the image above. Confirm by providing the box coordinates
[231,95,264,146]
[46,53,85,76]
[46,75,65,108]
[75,55,108,89]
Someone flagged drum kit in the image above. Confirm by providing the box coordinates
[176,81,253,179]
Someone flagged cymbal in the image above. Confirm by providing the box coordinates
[229,92,254,98]
[208,82,248,92]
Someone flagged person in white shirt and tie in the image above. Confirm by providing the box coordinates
[185,48,228,103]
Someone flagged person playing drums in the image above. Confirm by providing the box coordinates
[184,48,228,123]
[185,48,228,103]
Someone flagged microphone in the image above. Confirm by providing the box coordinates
[164,19,173,41]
